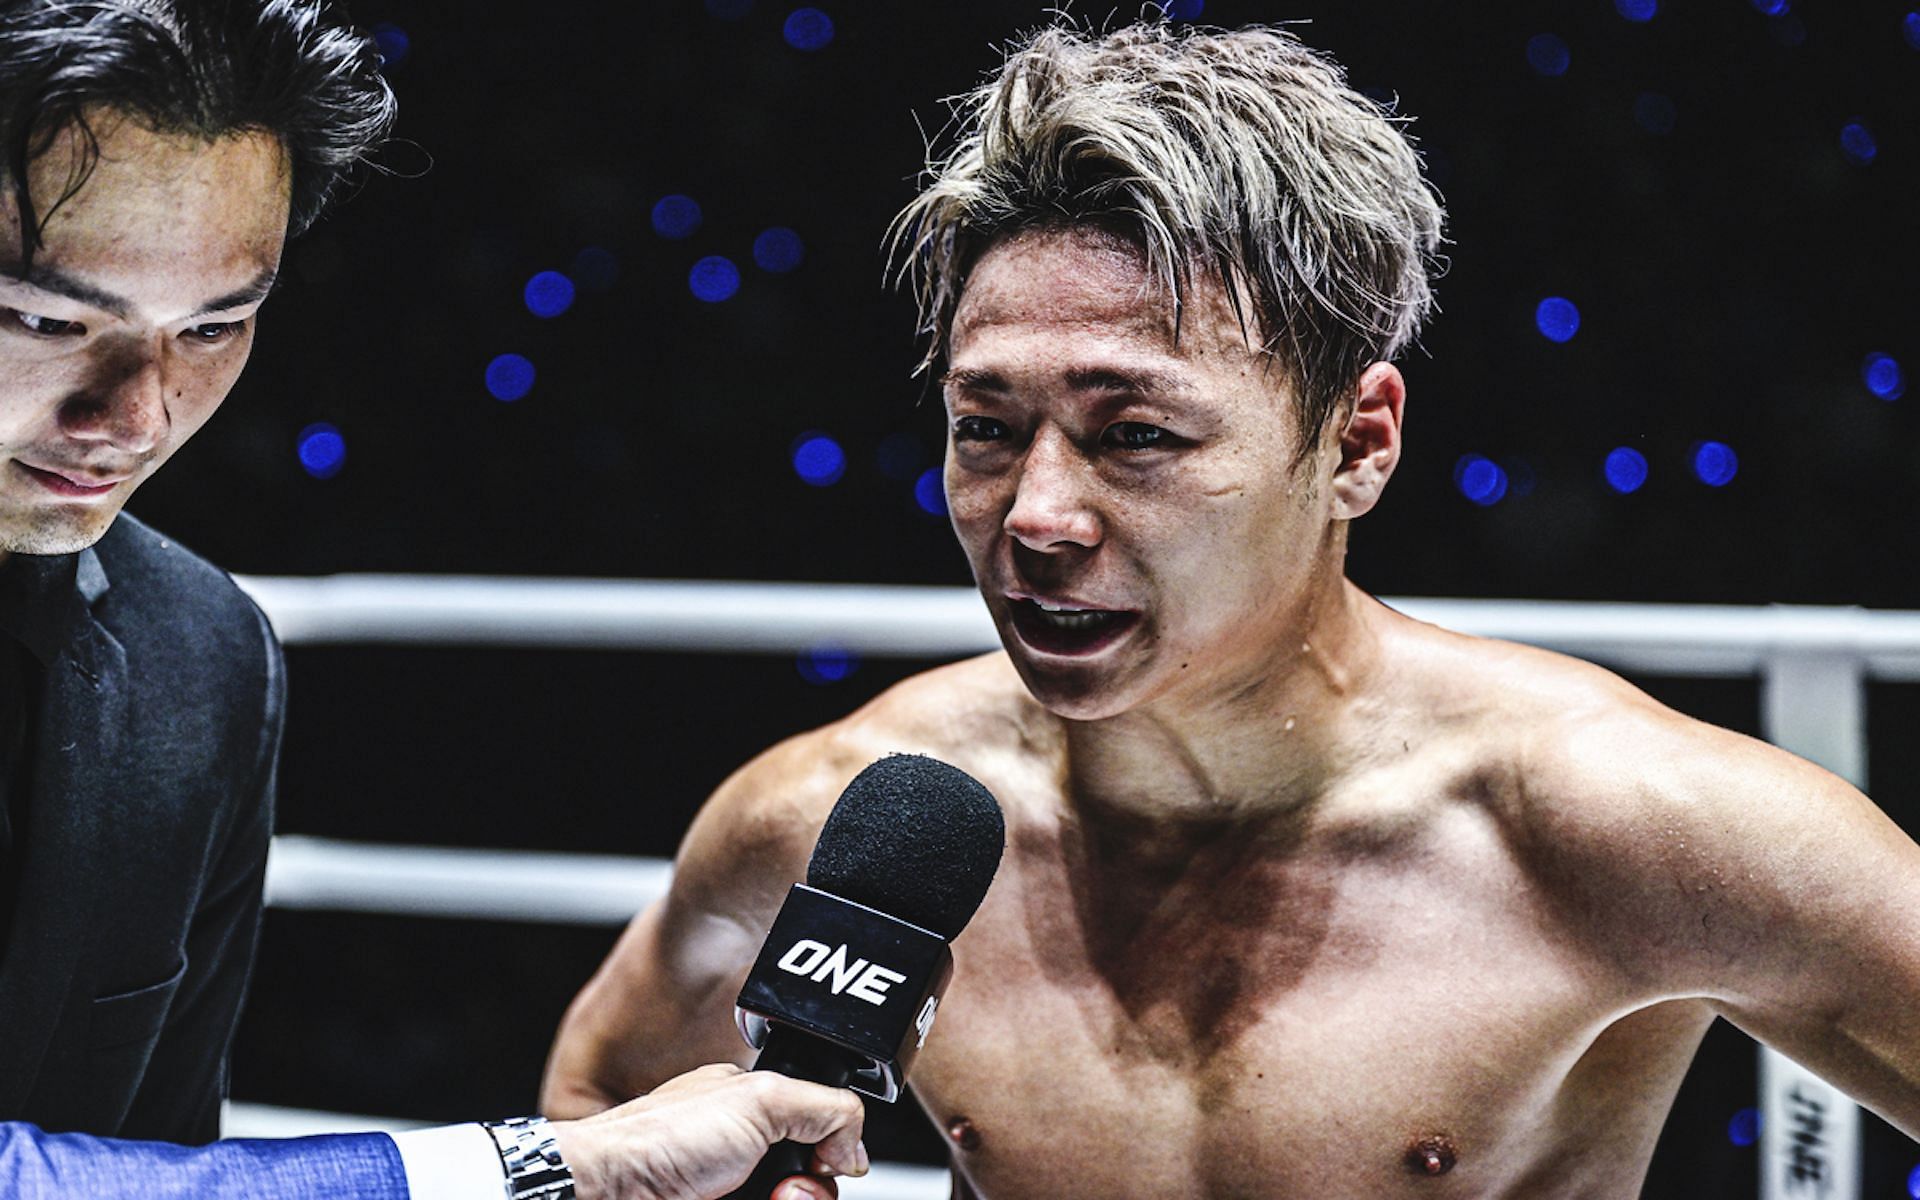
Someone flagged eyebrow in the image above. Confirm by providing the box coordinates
[939,366,1009,393]
[1062,365,1192,396]
[0,261,279,320]
[939,364,1193,397]
[190,268,280,317]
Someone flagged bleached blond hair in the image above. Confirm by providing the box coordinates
[889,22,1445,450]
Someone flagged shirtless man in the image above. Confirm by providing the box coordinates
[540,23,1920,1198]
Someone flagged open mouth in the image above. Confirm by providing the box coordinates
[1007,598,1139,657]
[14,462,124,498]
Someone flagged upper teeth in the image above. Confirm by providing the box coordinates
[1037,601,1089,613]
[1036,609,1109,630]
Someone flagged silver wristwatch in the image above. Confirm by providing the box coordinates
[482,1116,576,1200]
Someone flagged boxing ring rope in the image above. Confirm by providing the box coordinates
[236,575,1920,1200]
[237,573,1920,675]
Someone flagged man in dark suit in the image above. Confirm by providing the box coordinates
[0,0,392,1146]
[0,515,280,1141]
[0,4,864,1197]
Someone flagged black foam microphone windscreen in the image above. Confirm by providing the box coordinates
[805,753,1006,940]
[724,753,1005,1200]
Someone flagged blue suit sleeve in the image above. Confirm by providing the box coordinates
[0,1123,409,1200]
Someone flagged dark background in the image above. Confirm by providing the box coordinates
[121,1,1920,1194]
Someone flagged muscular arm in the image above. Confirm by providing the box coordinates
[1689,749,1920,1138]
[542,734,856,1118]
[1534,704,1920,1138]
[541,898,763,1117]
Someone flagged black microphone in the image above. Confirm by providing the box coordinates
[723,753,1005,1200]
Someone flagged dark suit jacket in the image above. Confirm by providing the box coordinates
[0,513,283,1144]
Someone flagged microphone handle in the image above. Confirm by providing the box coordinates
[721,1024,868,1200]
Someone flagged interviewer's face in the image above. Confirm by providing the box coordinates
[0,112,290,563]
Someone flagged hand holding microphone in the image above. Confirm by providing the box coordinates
[548,1063,866,1200]
[722,754,1006,1200]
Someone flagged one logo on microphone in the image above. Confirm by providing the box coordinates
[776,939,909,1006]
[913,996,939,1048]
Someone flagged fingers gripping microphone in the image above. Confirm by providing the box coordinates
[724,754,1005,1199]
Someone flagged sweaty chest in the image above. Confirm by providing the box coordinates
[908,818,1640,1199]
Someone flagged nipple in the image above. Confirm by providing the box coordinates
[1403,1134,1457,1177]
[947,1115,983,1152]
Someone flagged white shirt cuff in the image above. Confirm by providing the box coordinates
[390,1123,508,1200]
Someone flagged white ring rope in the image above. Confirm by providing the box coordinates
[263,836,671,925]
[236,576,1002,656]
[235,574,1920,679]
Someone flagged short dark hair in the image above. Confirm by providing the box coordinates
[0,0,396,260]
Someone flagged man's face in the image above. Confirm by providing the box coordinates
[942,227,1350,721]
[0,113,290,560]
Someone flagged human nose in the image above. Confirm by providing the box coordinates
[1004,427,1101,550]
[59,334,169,455]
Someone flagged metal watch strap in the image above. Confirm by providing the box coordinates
[482,1116,576,1200]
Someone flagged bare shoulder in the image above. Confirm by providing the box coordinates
[1446,630,1851,852]
[1385,611,1907,991]
[1381,608,1794,814]
[675,652,1041,917]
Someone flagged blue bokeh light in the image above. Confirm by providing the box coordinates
[1605,447,1649,494]
[523,270,575,318]
[1634,92,1677,135]
[753,227,806,273]
[784,7,834,51]
[1156,0,1205,18]
[371,22,410,68]
[297,423,346,480]
[797,645,857,686]
[914,467,947,516]
[1527,33,1571,77]
[571,246,619,292]
[792,433,846,486]
[485,353,535,402]
[1453,455,1509,506]
[1863,352,1905,400]
[1907,1161,1920,1200]
[1727,1107,1762,1147]
[650,194,703,240]
[1750,0,1788,13]
[705,0,753,18]
[1535,296,1581,343]
[1616,0,1657,22]
[1841,122,1878,165]
[1906,12,1920,50]
[689,255,741,303]
[1691,441,1739,487]
[875,432,924,481]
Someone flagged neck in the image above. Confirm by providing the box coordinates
[1057,575,1387,841]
